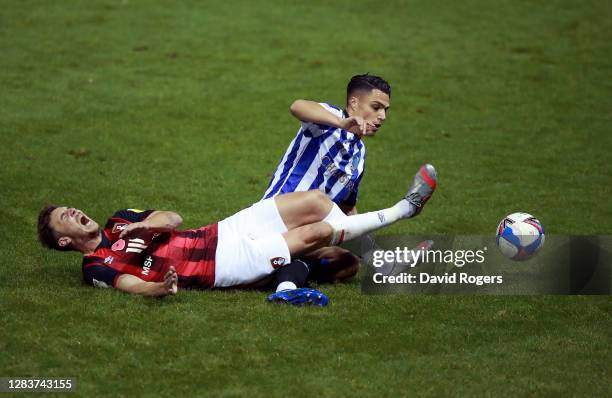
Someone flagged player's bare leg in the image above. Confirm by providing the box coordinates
[274,190,334,230]
[282,221,334,256]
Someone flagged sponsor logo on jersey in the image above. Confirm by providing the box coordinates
[350,154,361,174]
[111,238,148,253]
[104,256,114,265]
[270,256,287,269]
[142,256,153,275]
[126,238,148,253]
[112,239,126,251]
[112,223,128,234]
[320,156,355,200]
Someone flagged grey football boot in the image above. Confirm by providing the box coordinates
[405,163,438,216]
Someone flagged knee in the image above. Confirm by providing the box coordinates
[305,190,332,220]
[301,222,333,246]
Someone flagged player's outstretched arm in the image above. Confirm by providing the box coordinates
[289,100,375,136]
[119,211,183,239]
[115,267,178,297]
[289,100,343,127]
[289,100,374,136]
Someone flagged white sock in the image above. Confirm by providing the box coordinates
[327,200,416,245]
[323,202,347,222]
[276,281,297,292]
[323,203,377,255]
[394,198,417,219]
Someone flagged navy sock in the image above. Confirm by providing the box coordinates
[274,260,309,291]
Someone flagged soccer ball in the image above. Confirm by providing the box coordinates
[496,212,545,261]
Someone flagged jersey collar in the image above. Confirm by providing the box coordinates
[97,230,110,250]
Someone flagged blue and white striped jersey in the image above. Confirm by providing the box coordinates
[263,103,366,206]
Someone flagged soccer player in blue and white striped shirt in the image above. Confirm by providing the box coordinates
[263,74,393,292]
[263,74,391,215]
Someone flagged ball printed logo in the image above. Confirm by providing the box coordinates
[270,256,287,269]
[496,212,545,261]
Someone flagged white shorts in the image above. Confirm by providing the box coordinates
[214,198,290,287]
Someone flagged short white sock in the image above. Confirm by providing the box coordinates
[323,202,347,222]
[327,200,415,245]
[322,203,384,256]
[322,203,382,256]
[394,199,417,219]
[276,281,297,292]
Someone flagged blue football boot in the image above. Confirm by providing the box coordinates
[266,288,329,307]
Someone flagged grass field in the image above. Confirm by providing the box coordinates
[1,0,611,396]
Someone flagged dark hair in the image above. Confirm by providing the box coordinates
[347,74,391,101]
[37,205,72,251]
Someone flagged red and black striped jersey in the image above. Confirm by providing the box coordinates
[82,209,218,289]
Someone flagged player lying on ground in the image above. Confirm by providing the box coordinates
[37,164,437,301]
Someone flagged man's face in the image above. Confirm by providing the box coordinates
[348,89,391,135]
[49,207,99,247]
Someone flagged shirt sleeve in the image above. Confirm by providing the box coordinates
[111,209,155,223]
[301,103,345,138]
[83,264,121,289]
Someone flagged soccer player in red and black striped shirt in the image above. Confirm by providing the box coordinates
[37,166,437,297]
[80,208,218,291]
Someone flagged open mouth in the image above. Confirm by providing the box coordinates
[80,215,90,226]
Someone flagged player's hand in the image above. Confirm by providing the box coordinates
[338,116,377,137]
[362,121,378,136]
[163,266,178,295]
[339,116,366,136]
[119,221,150,239]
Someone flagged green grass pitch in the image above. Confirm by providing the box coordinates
[1,0,611,396]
